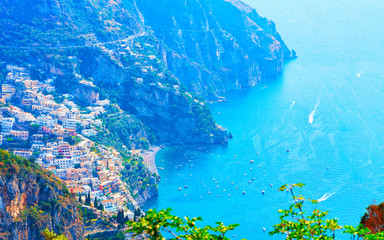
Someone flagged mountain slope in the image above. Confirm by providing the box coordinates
[0,0,290,145]
[136,0,292,99]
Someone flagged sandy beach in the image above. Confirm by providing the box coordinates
[141,146,162,174]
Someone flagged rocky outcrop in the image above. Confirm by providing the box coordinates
[0,150,83,240]
[135,185,158,207]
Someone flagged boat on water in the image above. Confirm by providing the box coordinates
[184,186,188,188]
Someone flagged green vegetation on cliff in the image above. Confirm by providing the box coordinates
[90,105,155,152]
[120,155,155,196]
[0,150,83,240]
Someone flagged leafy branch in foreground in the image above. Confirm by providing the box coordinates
[269,183,343,239]
[127,208,240,240]
[127,183,384,240]
[270,183,384,240]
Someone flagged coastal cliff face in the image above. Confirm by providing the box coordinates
[0,150,83,240]
[136,0,292,99]
[135,185,158,207]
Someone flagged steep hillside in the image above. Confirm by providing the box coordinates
[0,0,291,144]
[0,150,83,240]
[136,0,292,99]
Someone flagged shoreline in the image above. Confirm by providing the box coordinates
[141,146,162,175]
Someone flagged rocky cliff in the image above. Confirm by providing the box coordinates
[135,185,158,207]
[136,0,292,99]
[0,150,83,240]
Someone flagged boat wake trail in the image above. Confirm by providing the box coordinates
[317,190,338,203]
[308,103,319,124]
[290,101,296,109]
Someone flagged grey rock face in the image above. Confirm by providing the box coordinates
[136,0,292,99]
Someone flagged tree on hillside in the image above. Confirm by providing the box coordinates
[133,208,141,222]
[94,197,99,209]
[117,209,125,225]
[42,229,68,240]
[98,203,104,211]
[361,202,384,234]
[84,192,91,206]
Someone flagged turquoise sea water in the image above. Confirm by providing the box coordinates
[144,0,384,239]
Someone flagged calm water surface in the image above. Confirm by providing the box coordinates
[144,0,384,239]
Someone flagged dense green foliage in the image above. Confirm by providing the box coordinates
[43,229,68,240]
[86,231,126,240]
[90,105,154,152]
[120,155,154,194]
[127,208,239,240]
[191,101,217,139]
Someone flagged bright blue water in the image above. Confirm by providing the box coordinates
[144,0,384,239]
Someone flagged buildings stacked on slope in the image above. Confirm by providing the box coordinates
[0,65,153,217]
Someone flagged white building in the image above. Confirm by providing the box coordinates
[56,169,67,179]
[46,86,55,92]
[67,108,80,120]
[81,129,96,137]
[37,116,57,129]
[55,158,74,169]
[1,84,16,101]
[63,119,78,130]
[101,199,116,212]
[13,150,32,159]
[1,118,15,134]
